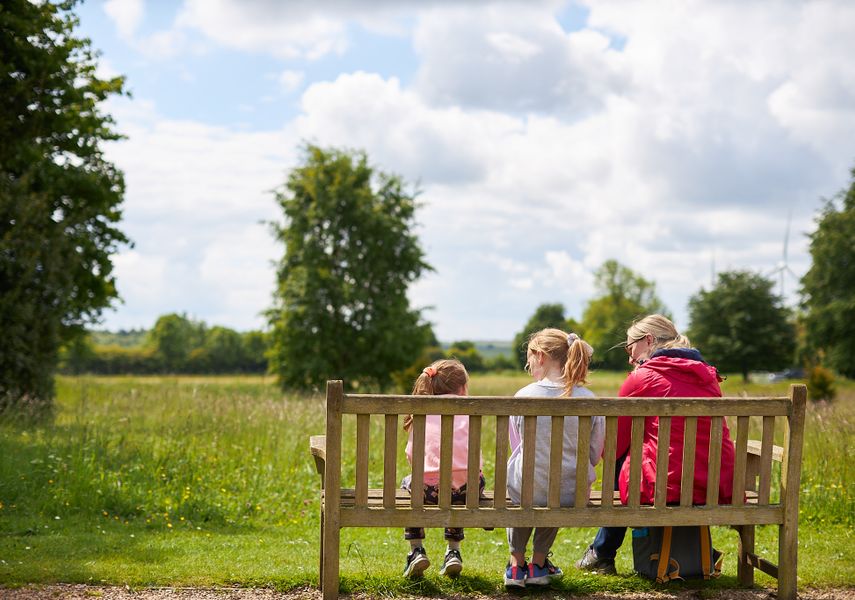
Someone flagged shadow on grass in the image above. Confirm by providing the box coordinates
[339,569,746,598]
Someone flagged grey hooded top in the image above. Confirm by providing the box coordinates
[506,379,605,507]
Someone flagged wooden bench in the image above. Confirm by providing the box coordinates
[310,380,806,600]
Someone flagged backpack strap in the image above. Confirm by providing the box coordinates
[656,527,673,583]
[713,552,724,578]
[699,525,712,579]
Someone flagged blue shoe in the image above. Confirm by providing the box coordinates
[527,556,563,585]
[504,562,527,588]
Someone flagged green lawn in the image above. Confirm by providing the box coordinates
[0,372,852,595]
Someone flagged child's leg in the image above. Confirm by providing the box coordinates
[507,527,533,566]
[441,528,464,577]
[531,527,559,566]
[444,527,464,549]
[404,527,426,547]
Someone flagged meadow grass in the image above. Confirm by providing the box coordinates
[0,372,852,595]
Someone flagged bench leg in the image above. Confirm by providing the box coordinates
[736,525,755,587]
[318,507,324,590]
[778,521,798,600]
[322,519,340,600]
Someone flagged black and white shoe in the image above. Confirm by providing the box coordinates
[440,548,463,578]
[403,546,430,578]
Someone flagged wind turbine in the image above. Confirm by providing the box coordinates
[769,209,798,300]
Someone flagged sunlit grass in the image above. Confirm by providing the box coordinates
[0,372,852,593]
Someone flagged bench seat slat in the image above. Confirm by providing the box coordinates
[330,497,779,529]
[329,488,761,506]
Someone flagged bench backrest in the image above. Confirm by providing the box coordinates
[324,380,806,529]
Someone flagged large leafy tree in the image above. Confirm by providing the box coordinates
[688,270,795,382]
[800,166,855,377]
[582,260,668,370]
[1,0,129,411]
[267,145,432,391]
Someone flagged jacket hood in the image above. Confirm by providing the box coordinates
[639,350,722,392]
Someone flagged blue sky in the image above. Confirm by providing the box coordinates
[78,0,855,342]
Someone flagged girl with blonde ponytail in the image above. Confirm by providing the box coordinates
[503,329,605,589]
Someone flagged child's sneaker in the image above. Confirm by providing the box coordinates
[526,557,563,585]
[440,548,463,578]
[403,547,430,578]
[504,562,527,588]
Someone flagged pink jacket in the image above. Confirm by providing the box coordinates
[406,414,482,489]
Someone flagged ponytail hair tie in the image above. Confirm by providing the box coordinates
[422,366,437,377]
[567,333,579,347]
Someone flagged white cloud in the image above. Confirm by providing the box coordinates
[175,0,348,60]
[104,0,144,39]
[295,72,518,185]
[413,4,627,114]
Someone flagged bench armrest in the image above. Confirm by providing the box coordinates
[310,435,326,479]
[744,439,784,493]
[747,439,784,462]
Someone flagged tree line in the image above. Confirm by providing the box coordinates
[59,314,268,375]
[2,1,853,412]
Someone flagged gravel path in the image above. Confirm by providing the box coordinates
[2,586,854,600]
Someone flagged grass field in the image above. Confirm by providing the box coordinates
[0,372,852,596]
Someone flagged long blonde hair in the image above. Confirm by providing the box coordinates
[626,314,691,355]
[403,359,469,431]
[527,328,594,397]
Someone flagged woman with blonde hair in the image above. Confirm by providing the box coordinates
[576,314,735,575]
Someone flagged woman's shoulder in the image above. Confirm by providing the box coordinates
[619,367,659,396]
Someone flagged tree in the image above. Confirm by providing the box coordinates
[191,325,246,373]
[800,166,855,377]
[241,330,270,373]
[688,270,795,382]
[511,303,574,368]
[147,313,205,373]
[0,0,129,412]
[581,260,668,370]
[267,145,432,390]
[447,341,486,373]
